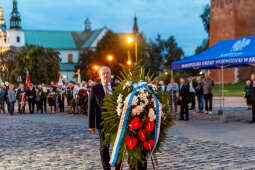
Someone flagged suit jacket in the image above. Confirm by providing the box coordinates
[26,88,36,101]
[250,81,255,103]
[179,84,189,103]
[88,82,116,129]
[0,88,6,102]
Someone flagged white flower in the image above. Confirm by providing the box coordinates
[117,104,128,117]
[117,107,122,116]
[148,108,156,121]
[131,107,138,116]
[138,93,146,101]
[149,84,157,91]
[123,81,132,90]
[124,93,132,105]
[143,98,149,106]
[131,105,144,116]
[117,94,123,103]
[136,105,144,115]
[131,95,139,106]
[137,87,146,94]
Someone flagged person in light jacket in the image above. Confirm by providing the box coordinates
[202,73,214,114]
[8,84,16,115]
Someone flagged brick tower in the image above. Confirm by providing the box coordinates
[209,0,255,83]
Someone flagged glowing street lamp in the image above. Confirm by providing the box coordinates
[126,36,134,44]
[107,55,113,61]
[127,60,132,66]
[125,35,138,63]
[93,65,99,71]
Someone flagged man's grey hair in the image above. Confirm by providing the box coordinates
[99,66,111,74]
[180,78,185,82]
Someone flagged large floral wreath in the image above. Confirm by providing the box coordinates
[102,66,175,169]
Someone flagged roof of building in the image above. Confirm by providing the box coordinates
[24,28,105,49]
[60,63,78,71]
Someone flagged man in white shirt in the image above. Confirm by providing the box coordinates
[188,76,197,110]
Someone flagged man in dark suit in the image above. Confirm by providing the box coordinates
[250,73,255,123]
[0,84,6,113]
[88,66,121,170]
[26,83,36,114]
[188,76,197,110]
[179,78,190,121]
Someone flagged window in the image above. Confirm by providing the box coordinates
[17,36,20,43]
[68,54,73,63]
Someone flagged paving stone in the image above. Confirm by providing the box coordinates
[0,108,255,169]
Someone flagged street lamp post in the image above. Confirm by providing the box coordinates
[126,35,138,63]
[134,37,138,63]
[107,55,113,69]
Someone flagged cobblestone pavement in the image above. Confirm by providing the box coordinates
[1,112,255,170]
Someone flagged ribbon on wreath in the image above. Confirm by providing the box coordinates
[110,82,162,165]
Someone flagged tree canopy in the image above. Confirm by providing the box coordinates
[10,45,61,84]
[78,31,184,80]
[195,4,210,54]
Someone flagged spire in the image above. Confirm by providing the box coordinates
[84,18,91,32]
[10,0,22,29]
[0,3,6,31]
[133,15,139,34]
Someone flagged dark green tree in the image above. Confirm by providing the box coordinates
[77,49,96,80]
[201,4,210,35]
[164,36,184,69]
[10,45,61,84]
[195,4,210,54]
[195,39,209,54]
[144,34,164,75]
[92,31,127,77]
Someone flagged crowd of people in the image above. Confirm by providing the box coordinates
[158,73,215,121]
[244,73,255,123]
[0,72,217,122]
[3,71,255,125]
[0,80,96,115]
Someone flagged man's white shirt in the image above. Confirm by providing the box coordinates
[102,82,112,95]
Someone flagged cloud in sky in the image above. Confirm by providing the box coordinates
[1,0,210,55]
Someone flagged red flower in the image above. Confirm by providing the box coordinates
[125,135,137,150]
[145,119,155,132]
[138,130,146,142]
[129,117,142,130]
[78,89,87,95]
[144,140,154,150]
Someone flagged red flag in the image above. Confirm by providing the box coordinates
[26,71,31,85]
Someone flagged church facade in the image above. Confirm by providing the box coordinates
[0,0,108,81]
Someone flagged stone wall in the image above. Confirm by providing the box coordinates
[209,0,255,83]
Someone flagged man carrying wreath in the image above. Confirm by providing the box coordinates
[88,66,121,170]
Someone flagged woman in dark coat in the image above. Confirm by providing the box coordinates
[47,86,56,113]
[245,80,252,110]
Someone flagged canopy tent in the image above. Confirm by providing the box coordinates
[172,36,255,70]
[171,36,255,118]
